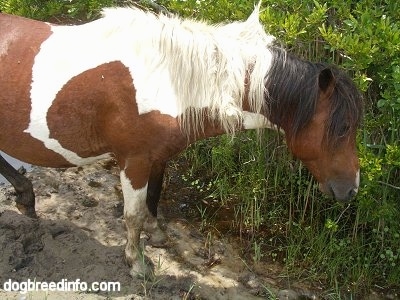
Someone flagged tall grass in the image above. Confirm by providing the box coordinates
[181,99,398,296]
[183,127,398,295]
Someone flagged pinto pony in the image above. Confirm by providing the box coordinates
[0,5,362,277]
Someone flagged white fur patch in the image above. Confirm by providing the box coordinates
[243,112,274,130]
[26,20,136,165]
[120,170,148,218]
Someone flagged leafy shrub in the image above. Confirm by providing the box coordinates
[0,0,116,22]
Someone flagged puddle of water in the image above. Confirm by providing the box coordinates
[0,152,32,184]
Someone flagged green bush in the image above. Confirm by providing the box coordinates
[0,0,116,22]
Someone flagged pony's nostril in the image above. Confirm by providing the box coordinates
[333,187,358,201]
[348,188,357,199]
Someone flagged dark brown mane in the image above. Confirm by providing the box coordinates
[265,47,363,147]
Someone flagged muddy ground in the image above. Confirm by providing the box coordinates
[0,159,394,299]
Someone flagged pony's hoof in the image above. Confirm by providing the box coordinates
[16,203,38,219]
[147,230,169,248]
[128,257,155,280]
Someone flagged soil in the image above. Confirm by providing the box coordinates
[0,159,395,300]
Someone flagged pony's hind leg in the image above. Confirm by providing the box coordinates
[144,161,168,247]
[0,154,37,218]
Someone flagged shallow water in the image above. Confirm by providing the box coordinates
[0,152,32,184]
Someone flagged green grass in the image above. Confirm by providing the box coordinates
[181,128,399,297]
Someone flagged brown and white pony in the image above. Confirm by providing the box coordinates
[0,5,362,277]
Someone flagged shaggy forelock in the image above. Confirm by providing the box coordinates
[265,48,363,147]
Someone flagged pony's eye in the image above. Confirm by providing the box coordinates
[338,124,351,137]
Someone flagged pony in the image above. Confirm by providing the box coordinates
[0,4,362,277]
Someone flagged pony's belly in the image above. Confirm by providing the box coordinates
[0,134,75,168]
[0,129,111,168]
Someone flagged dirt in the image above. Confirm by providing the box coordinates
[0,159,394,300]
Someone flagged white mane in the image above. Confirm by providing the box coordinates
[102,4,274,135]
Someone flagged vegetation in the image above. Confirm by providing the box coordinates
[0,0,116,22]
[1,0,399,297]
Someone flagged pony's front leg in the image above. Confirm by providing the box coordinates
[119,160,153,278]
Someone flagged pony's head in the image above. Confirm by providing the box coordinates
[265,49,363,201]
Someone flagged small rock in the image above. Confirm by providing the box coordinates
[112,202,124,218]
[179,203,189,211]
[246,274,262,289]
[239,272,262,289]
[88,179,102,188]
[102,159,117,170]
[278,289,300,300]
[49,223,70,238]
[17,166,27,175]
[81,197,99,207]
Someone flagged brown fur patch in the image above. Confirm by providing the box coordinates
[0,13,71,166]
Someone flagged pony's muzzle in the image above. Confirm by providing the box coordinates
[319,171,360,201]
[333,184,358,201]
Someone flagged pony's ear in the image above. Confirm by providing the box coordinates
[318,68,336,97]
